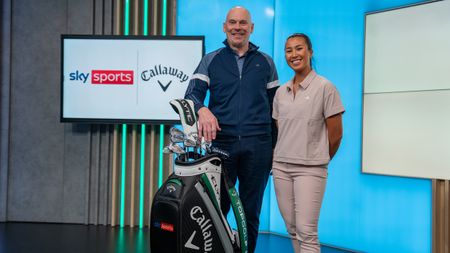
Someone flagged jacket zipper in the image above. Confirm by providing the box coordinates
[238,73,242,139]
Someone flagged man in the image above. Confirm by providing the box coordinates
[184,6,279,253]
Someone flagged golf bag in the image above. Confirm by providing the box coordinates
[150,99,248,253]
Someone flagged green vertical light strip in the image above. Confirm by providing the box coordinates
[158,124,165,187]
[139,125,146,228]
[139,0,149,230]
[158,0,168,187]
[143,0,148,35]
[119,0,130,228]
[120,124,127,227]
[124,0,130,35]
[162,0,167,36]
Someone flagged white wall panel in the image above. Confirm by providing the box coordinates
[363,90,450,179]
[364,0,450,93]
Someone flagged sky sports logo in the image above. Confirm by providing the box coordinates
[69,70,134,85]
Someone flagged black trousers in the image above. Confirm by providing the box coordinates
[213,134,272,253]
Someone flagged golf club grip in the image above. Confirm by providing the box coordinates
[210,146,230,159]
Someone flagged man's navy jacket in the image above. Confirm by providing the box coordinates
[185,40,279,138]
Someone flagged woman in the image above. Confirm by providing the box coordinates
[272,33,344,253]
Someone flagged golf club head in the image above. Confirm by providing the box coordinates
[163,146,173,154]
[170,134,185,143]
[169,127,185,143]
[164,142,186,154]
[183,133,200,147]
[202,139,212,153]
[170,127,185,137]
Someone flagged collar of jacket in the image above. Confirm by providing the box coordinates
[222,39,259,55]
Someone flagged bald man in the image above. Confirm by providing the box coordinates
[185,6,279,252]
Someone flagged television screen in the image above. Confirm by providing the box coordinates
[61,35,204,124]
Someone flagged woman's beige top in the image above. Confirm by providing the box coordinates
[273,70,345,165]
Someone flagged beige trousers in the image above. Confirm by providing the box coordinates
[272,161,328,253]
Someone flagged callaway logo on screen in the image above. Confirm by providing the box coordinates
[141,64,189,92]
[68,70,134,85]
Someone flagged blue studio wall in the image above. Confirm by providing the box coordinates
[177,0,431,252]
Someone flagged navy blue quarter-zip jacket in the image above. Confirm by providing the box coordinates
[185,40,279,138]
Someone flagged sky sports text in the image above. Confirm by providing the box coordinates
[68,70,134,85]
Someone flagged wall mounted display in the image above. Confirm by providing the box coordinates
[61,35,204,124]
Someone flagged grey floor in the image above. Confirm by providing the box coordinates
[256,232,355,253]
[0,222,353,253]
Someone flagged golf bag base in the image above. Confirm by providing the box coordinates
[150,153,238,253]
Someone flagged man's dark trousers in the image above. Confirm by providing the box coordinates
[213,133,273,253]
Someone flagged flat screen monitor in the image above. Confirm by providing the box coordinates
[61,35,204,124]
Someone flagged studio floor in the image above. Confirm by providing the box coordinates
[0,222,354,253]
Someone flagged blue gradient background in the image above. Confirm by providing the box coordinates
[177,1,431,252]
